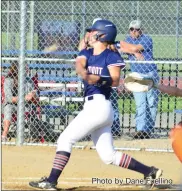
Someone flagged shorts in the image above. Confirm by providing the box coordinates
[3,104,17,121]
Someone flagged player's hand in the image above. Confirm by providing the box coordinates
[84,32,90,45]
[134,52,145,61]
[85,32,90,40]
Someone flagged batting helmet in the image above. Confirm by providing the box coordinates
[86,19,117,43]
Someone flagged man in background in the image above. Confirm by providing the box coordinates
[115,20,159,139]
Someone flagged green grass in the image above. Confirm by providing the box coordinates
[118,96,182,114]
[2,32,39,50]
[2,32,182,59]
[45,96,182,114]
[116,34,182,59]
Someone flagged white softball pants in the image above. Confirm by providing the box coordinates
[56,94,122,166]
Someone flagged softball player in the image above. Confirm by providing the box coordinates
[29,19,162,190]
[79,17,122,137]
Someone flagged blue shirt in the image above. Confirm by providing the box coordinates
[78,48,125,99]
[125,34,157,73]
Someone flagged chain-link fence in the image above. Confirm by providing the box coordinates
[1,1,182,151]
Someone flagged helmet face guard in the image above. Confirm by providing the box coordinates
[86,19,117,43]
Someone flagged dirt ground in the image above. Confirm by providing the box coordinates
[2,145,182,190]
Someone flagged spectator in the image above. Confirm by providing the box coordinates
[78,18,122,137]
[115,20,159,139]
[1,61,38,142]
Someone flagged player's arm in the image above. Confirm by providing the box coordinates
[78,39,87,52]
[84,69,122,86]
[108,66,122,87]
[107,52,126,87]
[75,55,87,80]
[84,52,126,86]
[157,85,182,97]
[75,50,101,84]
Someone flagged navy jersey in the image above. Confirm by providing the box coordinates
[77,48,125,99]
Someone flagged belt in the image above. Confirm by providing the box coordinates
[85,94,109,102]
[87,95,94,101]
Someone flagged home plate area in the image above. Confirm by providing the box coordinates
[2,146,181,190]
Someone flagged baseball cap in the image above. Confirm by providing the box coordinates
[92,17,103,25]
[129,20,142,29]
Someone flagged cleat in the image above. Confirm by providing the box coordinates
[29,176,57,190]
[144,166,163,189]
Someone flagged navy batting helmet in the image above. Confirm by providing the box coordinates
[86,19,117,43]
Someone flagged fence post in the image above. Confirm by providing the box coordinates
[30,1,35,51]
[82,0,86,34]
[16,1,27,146]
[136,1,140,20]
[6,1,10,49]
[176,0,180,59]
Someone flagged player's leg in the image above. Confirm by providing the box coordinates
[91,126,162,180]
[29,96,113,189]
[29,110,92,189]
[47,99,113,181]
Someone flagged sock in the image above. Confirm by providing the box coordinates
[119,153,151,176]
[48,151,70,183]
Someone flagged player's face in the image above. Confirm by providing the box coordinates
[129,28,141,38]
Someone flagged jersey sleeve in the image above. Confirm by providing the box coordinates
[77,48,91,60]
[106,51,126,69]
